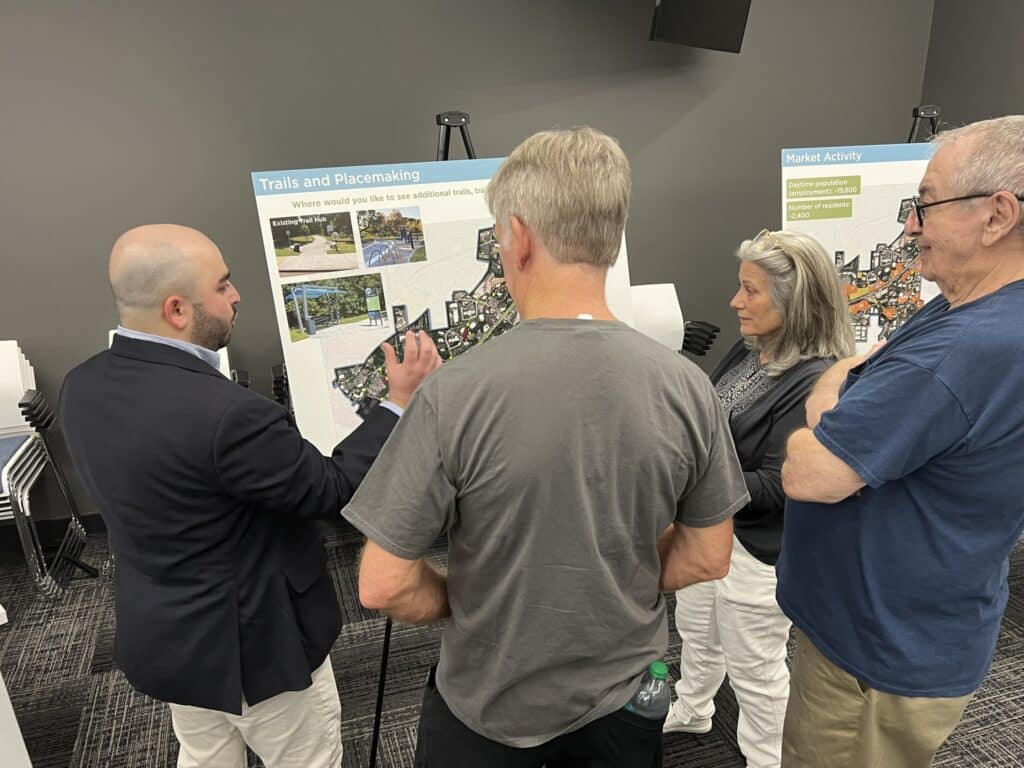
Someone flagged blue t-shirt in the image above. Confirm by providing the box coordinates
[777,280,1024,697]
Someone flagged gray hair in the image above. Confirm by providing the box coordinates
[485,126,630,267]
[932,115,1024,232]
[738,230,855,376]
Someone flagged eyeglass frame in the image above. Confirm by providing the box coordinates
[898,191,1024,225]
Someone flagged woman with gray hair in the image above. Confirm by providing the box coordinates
[663,229,854,768]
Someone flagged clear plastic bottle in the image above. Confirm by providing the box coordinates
[625,661,671,719]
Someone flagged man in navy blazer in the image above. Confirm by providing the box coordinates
[59,224,440,767]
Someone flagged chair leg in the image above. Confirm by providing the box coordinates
[42,443,98,585]
[58,552,98,578]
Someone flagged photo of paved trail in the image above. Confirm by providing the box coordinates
[277,233,359,272]
[271,211,359,275]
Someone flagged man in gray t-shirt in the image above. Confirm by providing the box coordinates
[344,127,748,766]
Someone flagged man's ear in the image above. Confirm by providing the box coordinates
[981,191,1022,247]
[163,295,190,331]
[508,215,532,271]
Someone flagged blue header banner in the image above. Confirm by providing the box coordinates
[781,143,934,167]
[252,157,505,196]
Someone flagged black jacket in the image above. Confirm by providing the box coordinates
[59,335,397,713]
[711,340,830,565]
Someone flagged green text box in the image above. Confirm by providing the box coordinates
[787,198,854,221]
[786,176,861,199]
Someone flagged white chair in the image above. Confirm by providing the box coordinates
[0,341,97,599]
[0,341,36,529]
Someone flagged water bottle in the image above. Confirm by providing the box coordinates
[625,661,671,719]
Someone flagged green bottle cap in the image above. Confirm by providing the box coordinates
[649,661,668,679]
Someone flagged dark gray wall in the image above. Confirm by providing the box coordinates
[922,0,1024,126]
[0,0,933,520]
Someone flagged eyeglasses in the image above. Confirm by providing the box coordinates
[897,192,1024,224]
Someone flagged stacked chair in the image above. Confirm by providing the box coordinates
[0,433,50,591]
[681,320,721,357]
[0,341,44,587]
[0,341,97,599]
[271,363,292,413]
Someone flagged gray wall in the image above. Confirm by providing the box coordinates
[922,0,1024,126]
[0,0,933,520]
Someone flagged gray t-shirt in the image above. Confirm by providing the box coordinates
[343,318,748,747]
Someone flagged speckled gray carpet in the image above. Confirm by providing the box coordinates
[1,522,1021,767]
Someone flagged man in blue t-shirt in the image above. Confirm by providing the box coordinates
[777,115,1024,768]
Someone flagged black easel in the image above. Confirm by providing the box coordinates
[436,111,476,163]
[907,104,942,142]
[367,111,478,768]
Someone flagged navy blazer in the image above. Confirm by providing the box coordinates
[59,335,397,713]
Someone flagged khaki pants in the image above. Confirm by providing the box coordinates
[782,629,972,768]
[170,656,342,768]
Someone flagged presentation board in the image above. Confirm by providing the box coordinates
[253,159,634,452]
[781,143,938,351]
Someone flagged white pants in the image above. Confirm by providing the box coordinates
[673,536,791,768]
[170,656,342,768]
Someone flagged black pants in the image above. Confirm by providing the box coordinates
[414,667,664,768]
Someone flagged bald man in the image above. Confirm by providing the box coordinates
[59,225,439,768]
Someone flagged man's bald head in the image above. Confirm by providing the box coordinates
[108,224,239,349]
[109,224,215,315]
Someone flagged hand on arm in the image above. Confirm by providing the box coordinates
[781,427,865,503]
[658,517,733,591]
[383,331,442,408]
[805,343,884,429]
[789,344,883,501]
[357,540,450,624]
[804,357,859,429]
[786,349,972,506]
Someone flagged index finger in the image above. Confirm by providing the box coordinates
[381,341,398,369]
[403,330,419,362]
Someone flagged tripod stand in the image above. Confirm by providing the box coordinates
[367,111,478,768]
[907,104,942,142]
[436,110,476,161]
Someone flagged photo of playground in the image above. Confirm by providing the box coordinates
[270,211,359,274]
[281,274,388,343]
[357,207,427,267]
